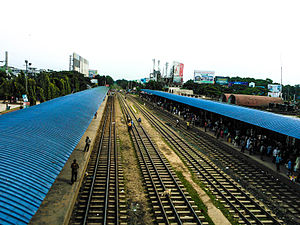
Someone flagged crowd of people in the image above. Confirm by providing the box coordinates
[142,94,300,183]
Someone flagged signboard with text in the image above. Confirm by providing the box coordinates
[22,94,28,102]
[215,76,229,85]
[194,70,215,84]
[268,84,282,93]
[228,81,248,86]
[173,61,184,84]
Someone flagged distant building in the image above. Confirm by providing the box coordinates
[249,82,255,88]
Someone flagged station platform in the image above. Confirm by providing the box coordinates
[29,96,108,225]
[188,121,300,192]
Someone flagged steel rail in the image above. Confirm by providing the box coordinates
[103,99,113,224]
[132,95,281,224]
[83,98,112,225]
[118,94,171,224]
[143,96,300,211]
[113,101,119,225]
[120,94,202,224]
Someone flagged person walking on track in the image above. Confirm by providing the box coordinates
[128,121,132,131]
[71,159,79,184]
[176,119,179,127]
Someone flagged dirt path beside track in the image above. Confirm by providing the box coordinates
[115,97,153,224]
[127,98,230,225]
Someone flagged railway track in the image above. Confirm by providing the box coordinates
[129,95,284,225]
[69,96,127,225]
[134,95,300,224]
[118,94,205,224]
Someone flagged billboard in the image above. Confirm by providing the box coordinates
[72,52,89,77]
[228,81,248,86]
[173,61,184,84]
[194,70,215,84]
[91,79,98,84]
[268,84,282,93]
[141,78,150,84]
[268,92,281,98]
[215,76,229,85]
[89,69,98,78]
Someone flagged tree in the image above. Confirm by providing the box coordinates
[0,78,10,100]
[145,80,164,90]
[116,79,128,89]
[28,78,37,105]
[105,76,114,86]
[36,87,45,102]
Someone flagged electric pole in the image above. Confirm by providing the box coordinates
[25,60,28,94]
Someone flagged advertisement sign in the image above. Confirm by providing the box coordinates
[173,61,184,84]
[72,52,89,77]
[228,81,248,86]
[91,79,98,84]
[141,78,150,84]
[89,70,98,78]
[268,92,281,98]
[194,70,215,84]
[268,84,282,93]
[215,76,229,85]
[22,94,28,102]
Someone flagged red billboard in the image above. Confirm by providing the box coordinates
[173,61,184,84]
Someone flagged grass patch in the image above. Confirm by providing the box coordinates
[175,171,215,225]
[172,143,238,224]
[133,96,240,224]
[190,173,239,225]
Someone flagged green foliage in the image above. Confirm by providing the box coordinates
[105,75,114,85]
[182,77,288,98]
[94,75,114,86]
[144,80,164,90]
[175,171,215,225]
[36,86,45,102]
[0,70,100,106]
[116,79,128,89]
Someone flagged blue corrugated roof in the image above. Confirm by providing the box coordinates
[0,86,108,225]
[142,89,300,140]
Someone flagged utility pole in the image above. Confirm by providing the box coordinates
[5,51,8,72]
[165,62,169,77]
[69,55,72,71]
[25,60,28,93]
[152,59,155,73]
[281,65,282,86]
[280,53,283,86]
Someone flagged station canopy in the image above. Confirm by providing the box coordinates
[0,86,108,224]
[142,89,300,140]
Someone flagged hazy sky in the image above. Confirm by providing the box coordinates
[1,0,299,85]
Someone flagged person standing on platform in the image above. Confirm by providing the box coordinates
[71,159,79,184]
[272,147,278,163]
[137,118,141,123]
[276,154,282,172]
[204,121,208,132]
[259,143,265,160]
[84,136,91,152]
[94,111,98,119]
[186,121,190,130]
[176,119,179,127]
[287,158,293,176]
